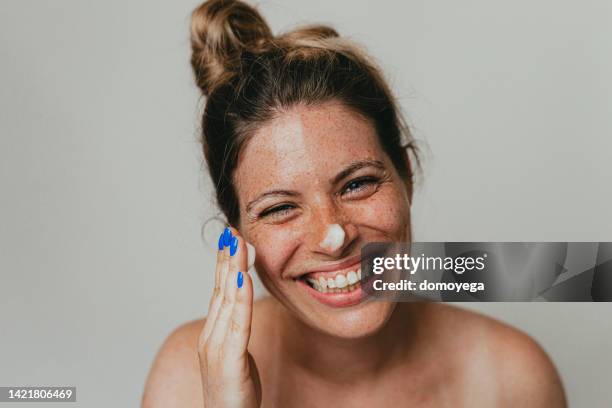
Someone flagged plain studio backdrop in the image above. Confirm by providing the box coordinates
[1,0,611,406]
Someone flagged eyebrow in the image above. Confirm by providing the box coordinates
[330,159,386,185]
[245,159,386,214]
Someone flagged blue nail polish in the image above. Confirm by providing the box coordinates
[222,227,232,247]
[217,232,224,250]
[237,271,243,288]
[230,236,239,256]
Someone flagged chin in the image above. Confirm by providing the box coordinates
[299,299,397,339]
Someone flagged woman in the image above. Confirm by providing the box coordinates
[143,1,566,406]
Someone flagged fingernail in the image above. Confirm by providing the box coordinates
[217,232,224,250]
[222,227,232,247]
[237,271,243,288]
[230,236,239,256]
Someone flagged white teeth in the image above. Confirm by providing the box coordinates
[305,270,362,293]
[335,274,347,288]
[347,271,358,285]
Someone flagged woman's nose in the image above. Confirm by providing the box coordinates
[320,224,346,252]
[309,203,357,256]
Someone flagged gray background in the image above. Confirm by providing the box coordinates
[1,0,610,406]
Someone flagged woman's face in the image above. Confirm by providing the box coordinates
[235,100,412,338]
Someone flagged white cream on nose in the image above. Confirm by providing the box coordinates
[320,224,346,252]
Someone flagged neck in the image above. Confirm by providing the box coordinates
[276,302,423,384]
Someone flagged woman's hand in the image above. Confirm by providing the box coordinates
[198,227,261,408]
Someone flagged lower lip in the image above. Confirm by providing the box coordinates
[298,276,375,308]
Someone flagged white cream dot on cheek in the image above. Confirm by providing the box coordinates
[246,241,256,270]
[320,224,345,252]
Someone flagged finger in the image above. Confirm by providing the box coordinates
[219,228,232,295]
[206,268,239,351]
[201,234,227,344]
[224,229,253,354]
[225,270,253,357]
[214,229,226,291]
[202,227,243,350]
[227,228,248,281]
[212,230,228,303]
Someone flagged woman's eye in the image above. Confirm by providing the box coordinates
[259,204,295,219]
[342,177,379,196]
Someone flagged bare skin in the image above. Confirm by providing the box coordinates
[142,101,566,407]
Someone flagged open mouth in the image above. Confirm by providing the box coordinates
[295,256,372,308]
[293,247,386,307]
[300,267,362,294]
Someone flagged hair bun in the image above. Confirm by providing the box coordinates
[190,0,273,96]
[279,25,339,43]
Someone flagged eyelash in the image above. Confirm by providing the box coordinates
[258,176,380,219]
[341,176,379,196]
[259,204,294,218]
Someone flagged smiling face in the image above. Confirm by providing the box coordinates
[235,100,412,338]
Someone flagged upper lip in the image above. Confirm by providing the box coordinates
[298,254,361,278]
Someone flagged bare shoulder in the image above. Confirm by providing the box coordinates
[141,319,204,408]
[420,303,567,407]
[141,297,274,408]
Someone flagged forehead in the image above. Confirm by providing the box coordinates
[234,101,385,200]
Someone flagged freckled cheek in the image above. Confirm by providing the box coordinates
[249,224,302,281]
[346,187,410,239]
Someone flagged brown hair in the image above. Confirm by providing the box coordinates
[190,0,419,225]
